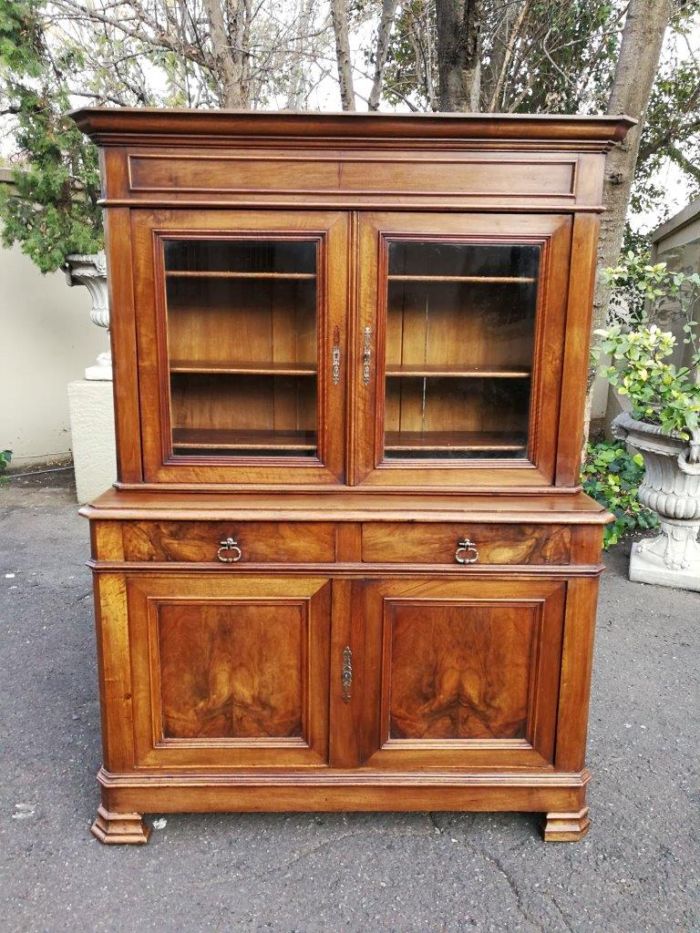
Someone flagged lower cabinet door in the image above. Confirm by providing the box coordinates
[125,574,331,768]
[351,578,566,769]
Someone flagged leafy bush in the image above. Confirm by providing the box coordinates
[594,253,700,442]
[0,449,11,484]
[593,324,700,439]
[581,442,658,548]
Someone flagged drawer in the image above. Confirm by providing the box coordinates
[361,523,571,565]
[121,521,336,563]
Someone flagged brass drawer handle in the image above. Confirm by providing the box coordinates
[455,538,479,564]
[217,536,242,563]
[341,646,353,702]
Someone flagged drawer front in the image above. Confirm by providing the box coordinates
[361,523,571,565]
[122,521,336,563]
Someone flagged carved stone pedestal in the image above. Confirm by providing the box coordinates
[614,412,700,592]
[630,518,700,592]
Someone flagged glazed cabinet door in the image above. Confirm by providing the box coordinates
[122,574,331,769]
[341,577,566,769]
[131,210,348,485]
[352,213,572,488]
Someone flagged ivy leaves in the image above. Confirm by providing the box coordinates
[581,442,658,548]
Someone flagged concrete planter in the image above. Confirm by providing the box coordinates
[64,252,111,380]
[64,251,116,502]
[613,411,700,591]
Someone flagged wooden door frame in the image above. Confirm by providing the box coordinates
[131,209,349,485]
[350,212,573,489]
[335,576,566,769]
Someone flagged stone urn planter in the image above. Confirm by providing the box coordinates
[613,411,700,591]
[64,252,111,380]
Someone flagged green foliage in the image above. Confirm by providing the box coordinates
[581,442,658,548]
[594,251,700,439]
[594,324,700,438]
[602,250,700,328]
[0,0,103,272]
[0,449,11,484]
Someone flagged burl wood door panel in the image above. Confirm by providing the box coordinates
[351,578,566,769]
[361,522,571,564]
[125,575,331,768]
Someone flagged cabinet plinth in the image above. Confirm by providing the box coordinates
[73,108,632,843]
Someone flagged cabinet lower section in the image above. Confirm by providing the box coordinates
[88,535,602,843]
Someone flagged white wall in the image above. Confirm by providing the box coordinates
[0,240,110,468]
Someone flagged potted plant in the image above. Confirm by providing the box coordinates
[594,257,700,590]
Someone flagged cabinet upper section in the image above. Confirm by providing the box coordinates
[72,109,634,213]
[71,110,634,493]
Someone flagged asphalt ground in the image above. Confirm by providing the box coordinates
[0,478,698,932]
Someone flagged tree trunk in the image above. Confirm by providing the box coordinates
[368,0,399,111]
[202,0,248,108]
[435,0,483,111]
[330,0,356,111]
[286,0,316,110]
[586,0,671,433]
[593,0,672,333]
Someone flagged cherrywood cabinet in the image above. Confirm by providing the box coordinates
[73,108,633,845]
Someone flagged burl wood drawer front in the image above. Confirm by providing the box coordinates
[361,523,571,565]
[121,522,336,563]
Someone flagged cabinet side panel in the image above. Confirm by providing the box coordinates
[93,571,135,771]
[555,577,600,770]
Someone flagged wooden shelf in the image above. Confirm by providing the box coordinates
[166,270,316,280]
[387,275,536,284]
[172,428,317,452]
[384,430,526,452]
[386,365,531,379]
[170,360,317,377]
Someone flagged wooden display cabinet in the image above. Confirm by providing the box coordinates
[73,108,633,844]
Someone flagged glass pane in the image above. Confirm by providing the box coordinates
[164,238,318,459]
[384,240,539,461]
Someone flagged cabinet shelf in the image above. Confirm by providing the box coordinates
[387,275,536,284]
[166,270,316,280]
[385,365,531,379]
[384,430,526,452]
[172,427,317,451]
[170,360,317,376]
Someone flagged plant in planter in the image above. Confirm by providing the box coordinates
[0,4,109,375]
[594,260,700,589]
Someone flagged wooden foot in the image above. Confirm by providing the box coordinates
[543,806,590,842]
[91,805,151,845]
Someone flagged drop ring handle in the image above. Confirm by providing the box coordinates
[217,536,242,563]
[455,538,479,564]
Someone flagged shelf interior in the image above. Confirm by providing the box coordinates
[170,360,317,376]
[387,275,535,284]
[384,431,527,459]
[166,270,316,280]
[172,427,317,452]
[386,365,531,379]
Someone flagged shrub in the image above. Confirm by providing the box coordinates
[581,441,658,548]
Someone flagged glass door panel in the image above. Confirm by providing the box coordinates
[164,238,319,459]
[384,241,538,460]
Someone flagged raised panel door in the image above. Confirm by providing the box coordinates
[124,574,331,768]
[345,578,566,769]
